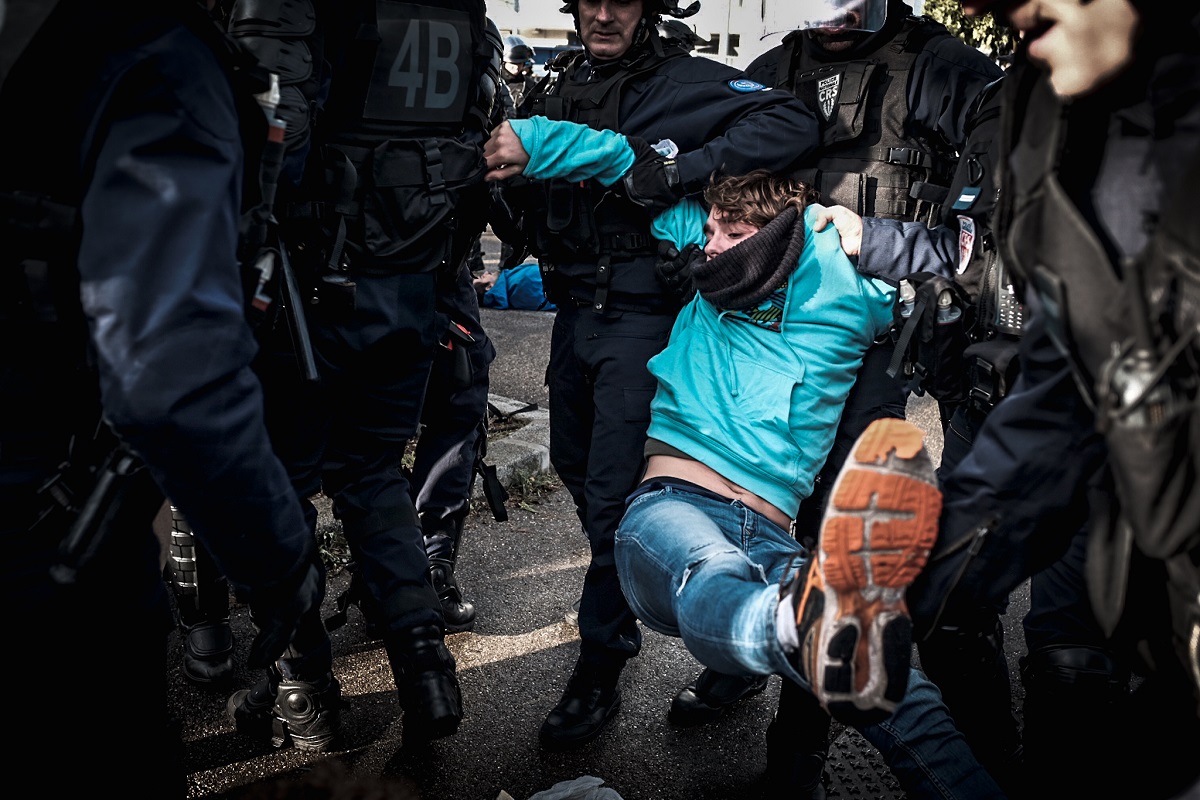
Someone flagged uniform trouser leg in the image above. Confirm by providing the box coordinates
[311,270,460,739]
[547,304,673,671]
[765,675,833,790]
[1022,537,1200,799]
[254,320,338,681]
[314,271,444,637]
[1018,523,1133,799]
[912,404,1022,793]
[411,263,497,630]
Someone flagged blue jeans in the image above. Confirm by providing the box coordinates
[614,483,1006,800]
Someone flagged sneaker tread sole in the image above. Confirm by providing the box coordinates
[801,418,941,726]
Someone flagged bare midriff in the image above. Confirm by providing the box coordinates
[640,454,793,531]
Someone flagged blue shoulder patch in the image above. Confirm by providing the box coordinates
[728,78,766,93]
[951,185,981,211]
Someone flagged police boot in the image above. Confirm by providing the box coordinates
[1021,644,1132,799]
[227,664,343,753]
[763,677,832,799]
[917,613,1025,796]
[385,624,463,745]
[669,667,769,726]
[165,506,235,687]
[423,513,476,633]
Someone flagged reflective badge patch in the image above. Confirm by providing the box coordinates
[818,73,841,121]
[952,185,980,211]
[729,78,766,93]
[365,3,474,124]
[957,215,976,275]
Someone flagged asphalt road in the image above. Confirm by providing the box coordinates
[172,235,1031,800]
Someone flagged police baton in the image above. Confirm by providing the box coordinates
[251,73,319,383]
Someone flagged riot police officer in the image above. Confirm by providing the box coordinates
[227,0,501,747]
[0,0,330,792]
[907,1,1200,797]
[501,34,541,112]
[485,0,818,751]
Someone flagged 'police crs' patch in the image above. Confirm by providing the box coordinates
[729,79,766,93]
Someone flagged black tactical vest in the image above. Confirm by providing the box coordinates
[1000,61,1200,656]
[525,35,689,300]
[295,0,495,276]
[778,16,960,222]
[996,69,1131,395]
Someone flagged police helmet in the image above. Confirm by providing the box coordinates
[559,0,701,21]
[503,34,536,65]
[656,19,705,51]
[763,0,888,37]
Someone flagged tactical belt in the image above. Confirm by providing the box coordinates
[565,291,676,316]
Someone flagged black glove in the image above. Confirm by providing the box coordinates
[655,239,703,304]
[619,136,684,212]
[246,549,326,669]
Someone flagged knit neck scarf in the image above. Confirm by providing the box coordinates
[691,205,806,311]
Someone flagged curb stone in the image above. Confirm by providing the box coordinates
[476,393,552,499]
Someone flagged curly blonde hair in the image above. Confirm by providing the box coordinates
[702,169,818,229]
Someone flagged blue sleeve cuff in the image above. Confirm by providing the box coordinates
[510,117,637,186]
[650,198,707,251]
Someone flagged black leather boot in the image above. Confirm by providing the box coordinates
[385,624,463,744]
[329,561,384,641]
[764,677,832,799]
[539,659,623,751]
[669,667,769,726]
[918,614,1025,796]
[165,506,235,687]
[423,514,476,633]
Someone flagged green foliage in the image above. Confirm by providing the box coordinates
[922,0,1017,62]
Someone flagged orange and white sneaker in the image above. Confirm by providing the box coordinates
[785,418,942,726]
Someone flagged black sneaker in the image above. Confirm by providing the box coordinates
[539,661,622,751]
[180,619,235,688]
[227,670,343,752]
[668,667,769,727]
